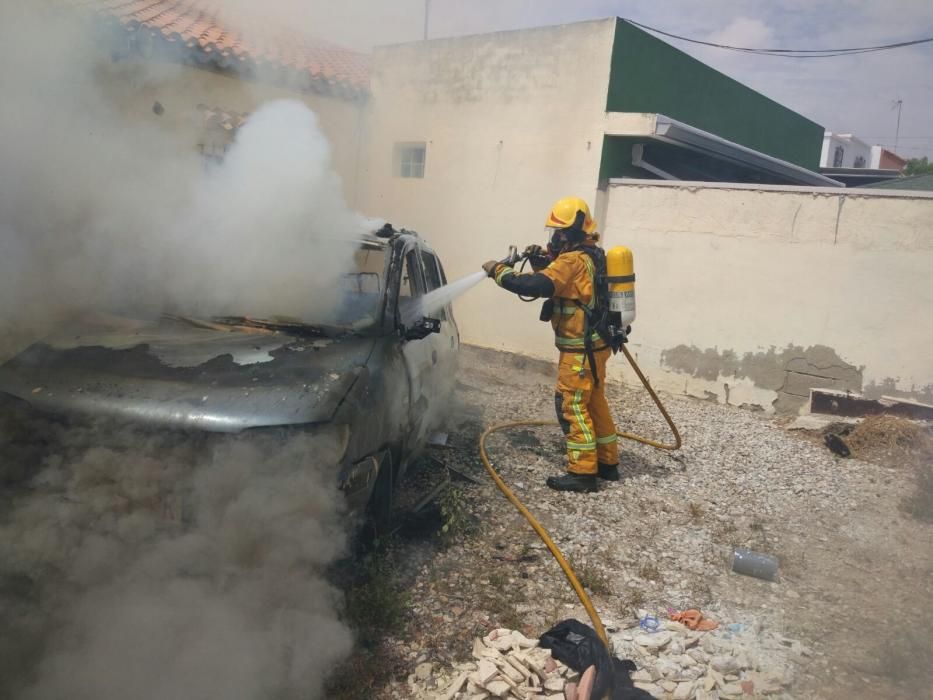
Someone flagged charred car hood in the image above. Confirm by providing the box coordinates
[0,319,375,432]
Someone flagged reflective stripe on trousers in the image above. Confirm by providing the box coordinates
[554,348,619,475]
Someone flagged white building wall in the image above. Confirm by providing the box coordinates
[597,181,933,411]
[820,132,872,168]
[358,20,618,354]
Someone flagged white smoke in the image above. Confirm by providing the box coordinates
[0,2,369,361]
[161,99,363,319]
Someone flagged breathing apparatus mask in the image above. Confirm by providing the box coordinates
[546,210,588,258]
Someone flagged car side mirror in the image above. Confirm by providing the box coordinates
[404,317,441,340]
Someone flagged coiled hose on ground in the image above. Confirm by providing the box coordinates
[478,345,682,647]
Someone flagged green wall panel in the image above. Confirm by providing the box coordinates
[607,20,824,169]
[599,136,647,182]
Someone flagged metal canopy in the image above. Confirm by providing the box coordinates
[651,115,843,187]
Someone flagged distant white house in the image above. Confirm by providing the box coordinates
[820,132,907,173]
[820,132,872,168]
[869,145,907,171]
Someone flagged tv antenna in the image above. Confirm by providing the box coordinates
[891,99,903,153]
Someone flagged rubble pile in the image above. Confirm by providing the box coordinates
[610,614,801,699]
[406,617,804,700]
[406,628,579,700]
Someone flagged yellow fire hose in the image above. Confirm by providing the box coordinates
[478,345,682,648]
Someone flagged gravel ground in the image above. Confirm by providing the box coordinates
[350,345,933,700]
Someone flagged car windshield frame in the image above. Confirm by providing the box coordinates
[332,239,390,331]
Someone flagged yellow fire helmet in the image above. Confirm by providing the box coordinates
[545,196,597,235]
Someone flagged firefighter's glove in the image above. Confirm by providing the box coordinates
[482,260,502,278]
[523,244,545,258]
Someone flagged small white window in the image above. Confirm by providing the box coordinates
[394,142,426,178]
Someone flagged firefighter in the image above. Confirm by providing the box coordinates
[482,197,620,493]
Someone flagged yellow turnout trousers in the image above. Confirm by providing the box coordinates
[555,347,619,475]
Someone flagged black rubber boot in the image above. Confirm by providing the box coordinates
[546,473,598,493]
[597,462,620,481]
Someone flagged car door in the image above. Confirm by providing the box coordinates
[420,247,459,372]
[418,248,460,441]
[397,243,435,457]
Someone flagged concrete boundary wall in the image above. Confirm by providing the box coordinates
[593,180,933,412]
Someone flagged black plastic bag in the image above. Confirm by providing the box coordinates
[539,619,653,699]
[824,433,851,457]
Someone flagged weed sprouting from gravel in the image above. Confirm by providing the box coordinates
[568,556,614,596]
[717,518,739,540]
[485,595,526,632]
[479,571,527,632]
[438,484,475,545]
[344,542,410,647]
[620,586,647,613]
[330,544,416,697]
[688,501,704,522]
[517,541,535,561]
[487,571,508,588]
[638,560,663,583]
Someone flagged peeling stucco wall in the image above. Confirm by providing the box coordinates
[660,344,863,413]
[595,182,933,413]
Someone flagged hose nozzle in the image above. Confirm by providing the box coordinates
[500,245,523,266]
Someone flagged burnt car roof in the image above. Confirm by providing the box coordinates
[0,226,439,433]
[366,225,433,251]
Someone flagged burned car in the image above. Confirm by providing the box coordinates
[0,227,459,520]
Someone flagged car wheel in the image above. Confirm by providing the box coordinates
[366,448,395,532]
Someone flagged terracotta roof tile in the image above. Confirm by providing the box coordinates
[197,103,249,131]
[74,0,369,94]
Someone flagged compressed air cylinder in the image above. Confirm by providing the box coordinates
[606,246,636,326]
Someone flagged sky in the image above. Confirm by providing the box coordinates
[296,0,933,160]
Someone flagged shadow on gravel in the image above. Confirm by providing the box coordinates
[617,447,674,481]
[505,429,544,448]
[496,427,676,484]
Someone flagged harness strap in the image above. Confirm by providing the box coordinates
[569,298,600,387]
[583,310,600,387]
[571,248,602,387]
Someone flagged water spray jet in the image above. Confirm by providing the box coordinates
[401,270,487,328]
